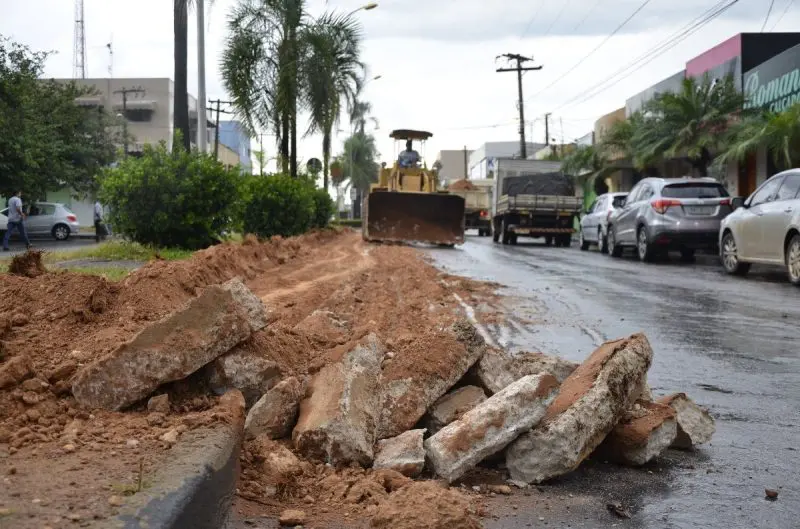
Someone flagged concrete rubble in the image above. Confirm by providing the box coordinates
[658,393,716,449]
[425,372,560,483]
[377,320,486,439]
[0,355,32,390]
[207,347,281,406]
[245,377,306,440]
[72,280,263,410]
[292,334,384,466]
[597,401,677,466]
[475,347,578,394]
[423,385,487,435]
[221,277,270,331]
[506,334,654,484]
[373,429,426,477]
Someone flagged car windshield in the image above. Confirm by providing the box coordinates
[661,183,729,199]
[611,196,627,208]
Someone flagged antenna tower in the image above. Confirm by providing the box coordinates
[73,0,87,78]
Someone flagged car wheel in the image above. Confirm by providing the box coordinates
[786,234,800,286]
[599,227,608,254]
[579,229,589,251]
[608,226,622,258]
[721,232,750,276]
[637,226,655,262]
[52,224,70,241]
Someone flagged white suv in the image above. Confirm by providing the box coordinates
[719,169,800,285]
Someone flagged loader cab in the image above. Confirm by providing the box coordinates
[384,129,436,193]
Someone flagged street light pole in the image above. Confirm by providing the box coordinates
[197,0,208,152]
[347,2,378,16]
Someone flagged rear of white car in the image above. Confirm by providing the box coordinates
[719,169,800,285]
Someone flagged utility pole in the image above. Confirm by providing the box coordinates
[196,0,208,153]
[207,98,234,159]
[496,53,542,159]
[463,146,468,179]
[544,113,551,146]
[559,117,565,157]
[114,86,145,157]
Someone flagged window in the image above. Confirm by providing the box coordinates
[627,184,643,203]
[749,176,784,207]
[661,183,729,198]
[612,195,627,208]
[595,197,607,211]
[775,173,800,201]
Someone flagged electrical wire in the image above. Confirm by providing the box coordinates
[520,1,546,39]
[553,0,739,112]
[527,0,655,101]
[541,0,572,39]
[769,0,795,30]
[761,0,777,31]
[573,0,602,32]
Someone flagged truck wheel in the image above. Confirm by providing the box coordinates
[545,236,553,246]
[560,235,572,248]
[501,218,510,245]
[510,234,518,245]
[492,224,500,243]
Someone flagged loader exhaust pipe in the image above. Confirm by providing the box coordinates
[363,191,466,245]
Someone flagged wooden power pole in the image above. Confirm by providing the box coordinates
[207,98,234,159]
[496,53,542,159]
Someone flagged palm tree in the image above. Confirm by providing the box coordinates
[350,100,379,134]
[636,74,744,176]
[717,101,800,171]
[301,12,364,190]
[336,131,379,217]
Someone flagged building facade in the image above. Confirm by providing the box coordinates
[434,149,472,181]
[218,120,253,172]
[468,141,545,180]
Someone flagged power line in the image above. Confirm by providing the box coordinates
[527,0,655,101]
[761,0,777,31]
[573,0,602,32]
[520,1,546,39]
[769,0,793,30]
[553,0,739,112]
[541,0,572,39]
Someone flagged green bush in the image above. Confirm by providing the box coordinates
[242,174,316,238]
[311,188,335,228]
[99,142,241,249]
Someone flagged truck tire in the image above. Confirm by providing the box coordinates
[492,220,500,243]
[545,236,553,246]
[560,235,572,248]
[501,217,511,245]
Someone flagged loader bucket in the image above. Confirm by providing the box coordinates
[363,191,466,245]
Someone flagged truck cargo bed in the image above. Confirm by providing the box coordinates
[496,194,582,214]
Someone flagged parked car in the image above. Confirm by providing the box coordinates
[607,177,734,262]
[579,192,628,253]
[0,202,80,241]
[719,169,800,285]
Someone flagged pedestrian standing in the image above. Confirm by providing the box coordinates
[3,190,31,251]
[93,200,107,243]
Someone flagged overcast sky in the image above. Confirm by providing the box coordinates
[2,0,799,177]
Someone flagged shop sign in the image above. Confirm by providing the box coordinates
[744,44,800,112]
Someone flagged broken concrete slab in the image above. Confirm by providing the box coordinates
[245,377,306,440]
[598,401,677,466]
[657,393,715,449]
[377,320,486,439]
[292,334,383,466]
[424,386,487,435]
[208,346,281,406]
[475,347,578,394]
[221,278,270,332]
[506,333,653,484]
[248,436,305,486]
[425,372,560,483]
[72,285,253,410]
[293,309,348,345]
[373,429,426,477]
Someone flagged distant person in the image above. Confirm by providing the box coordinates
[94,200,107,243]
[3,190,31,251]
[398,139,420,168]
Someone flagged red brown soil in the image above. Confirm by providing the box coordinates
[0,229,500,528]
[6,250,47,278]
[370,481,482,529]
[449,179,478,191]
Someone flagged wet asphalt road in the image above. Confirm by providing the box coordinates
[424,233,800,529]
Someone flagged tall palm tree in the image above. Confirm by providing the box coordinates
[717,101,800,171]
[636,74,744,176]
[350,100,378,134]
[301,12,364,190]
[174,0,191,151]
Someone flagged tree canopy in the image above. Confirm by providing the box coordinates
[0,36,121,200]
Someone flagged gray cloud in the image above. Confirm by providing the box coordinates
[358,0,792,42]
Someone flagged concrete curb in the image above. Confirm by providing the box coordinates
[103,421,243,529]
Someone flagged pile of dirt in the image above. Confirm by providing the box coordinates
[449,179,478,191]
[6,250,47,278]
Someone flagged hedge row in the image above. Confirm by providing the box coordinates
[99,143,335,249]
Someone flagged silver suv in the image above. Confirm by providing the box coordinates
[607,177,734,262]
[579,192,628,253]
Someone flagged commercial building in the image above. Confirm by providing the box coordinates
[467,141,545,180]
[217,120,253,173]
[592,32,800,199]
[434,149,472,181]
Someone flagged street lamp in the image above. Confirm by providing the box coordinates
[348,3,378,16]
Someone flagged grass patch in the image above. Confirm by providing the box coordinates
[43,241,194,264]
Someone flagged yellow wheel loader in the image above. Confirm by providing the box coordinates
[362,129,465,246]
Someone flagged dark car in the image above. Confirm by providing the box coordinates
[607,177,734,262]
